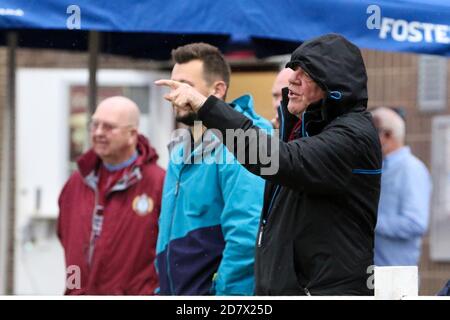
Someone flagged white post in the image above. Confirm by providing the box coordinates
[374,266,419,300]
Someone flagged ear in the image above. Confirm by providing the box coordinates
[129,128,138,145]
[211,81,227,100]
[383,130,392,138]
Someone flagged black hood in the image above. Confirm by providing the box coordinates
[286,33,368,125]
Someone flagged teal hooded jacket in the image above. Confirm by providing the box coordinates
[156,94,272,295]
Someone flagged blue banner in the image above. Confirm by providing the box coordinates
[1,0,449,56]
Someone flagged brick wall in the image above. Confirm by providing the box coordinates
[363,49,450,295]
[363,50,450,167]
[17,48,154,69]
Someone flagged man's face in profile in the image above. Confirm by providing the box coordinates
[287,67,324,117]
[171,59,214,126]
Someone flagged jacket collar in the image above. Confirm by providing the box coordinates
[383,146,411,169]
[168,128,222,164]
[77,134,157,191]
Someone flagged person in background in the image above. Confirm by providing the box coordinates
[371,107,432,266]
[58,96,165,294]
[271,68,294,129]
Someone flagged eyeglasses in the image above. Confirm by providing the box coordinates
[89,120,134,133]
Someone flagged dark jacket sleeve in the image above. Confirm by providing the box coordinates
[198,95,359,194]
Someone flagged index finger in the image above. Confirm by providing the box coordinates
[154,79,181,89]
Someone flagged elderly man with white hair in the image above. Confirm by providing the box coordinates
[371,107,432,266]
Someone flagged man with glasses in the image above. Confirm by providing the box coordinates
[58,96,165,295]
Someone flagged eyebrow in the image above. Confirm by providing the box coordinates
[179,79,195,87]
[91,118,119,126]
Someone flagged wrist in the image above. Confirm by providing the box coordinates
[193,95,207,112]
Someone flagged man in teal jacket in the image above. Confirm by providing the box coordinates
[156,43,272,295]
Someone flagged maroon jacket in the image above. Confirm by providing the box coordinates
[58,135,165,295]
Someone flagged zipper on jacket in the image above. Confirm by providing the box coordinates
[258,185,281,248]
[87,183,101,266]
[166,164,187,294]
[175,181,180,196]
[301,112,309,137]
[258,106,285,248]
[85,167,140,269]
[90,167,139,264]
[257,219,266,247]
[167,177,180,294]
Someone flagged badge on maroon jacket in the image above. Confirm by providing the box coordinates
[132,194,154,216]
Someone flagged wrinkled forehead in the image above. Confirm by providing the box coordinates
[171,60,207,87]
[92,103,130,125]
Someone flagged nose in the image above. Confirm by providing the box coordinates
[289,69,302,86]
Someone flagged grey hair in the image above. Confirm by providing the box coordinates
[371,107,405,143]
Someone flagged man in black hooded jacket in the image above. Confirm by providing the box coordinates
[156,33,382,296]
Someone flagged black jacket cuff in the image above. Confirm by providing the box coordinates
[197,95,220,121]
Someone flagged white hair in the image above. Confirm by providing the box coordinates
[371,107,405,143]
